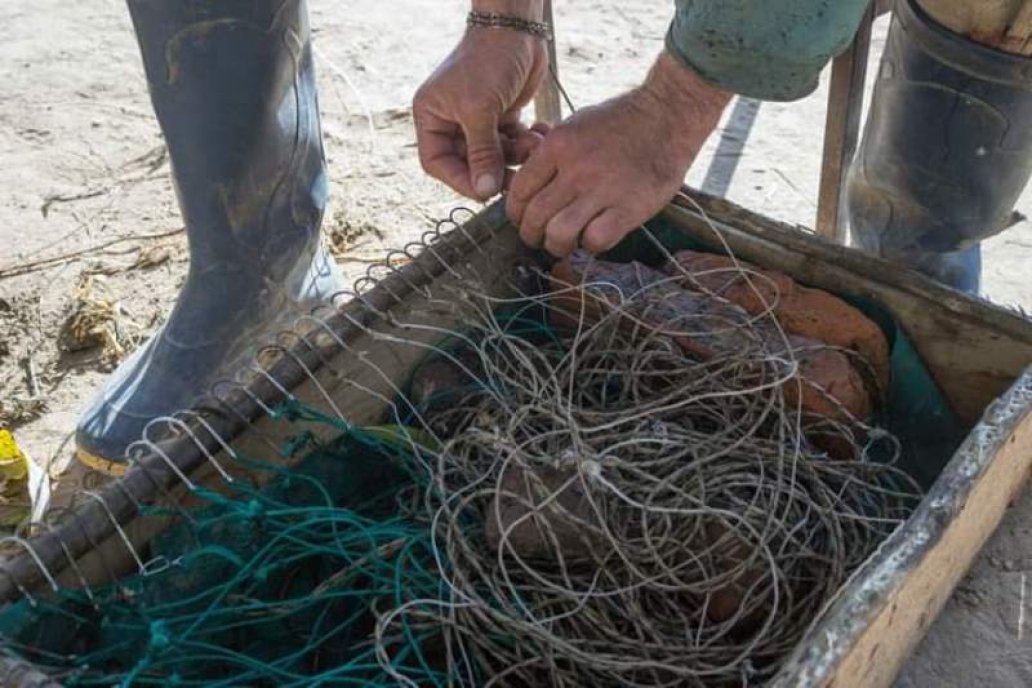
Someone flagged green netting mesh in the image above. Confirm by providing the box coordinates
[0,425,451,686]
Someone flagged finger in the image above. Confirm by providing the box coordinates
[414,111,476,198]
[530,122,553,136]
[518,179,578,250]
[457,130,539,186]
[503,128,545,166]
[461,115,506,200]
[499,116,528,139]
[506,146,556,226]
[543,197,606,257]
[582,208,634,254]
[502,167,517,191]
[500,109,524,130]
[502,119,551,145]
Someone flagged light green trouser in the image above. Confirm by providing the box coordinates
[667,0,870,100]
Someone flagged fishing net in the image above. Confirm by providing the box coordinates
[0,205,955,686]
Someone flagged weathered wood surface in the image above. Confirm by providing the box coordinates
[773,369,1032,687]
[534,0,562,125]
[664,188,1032,686]
[816,2,874,240]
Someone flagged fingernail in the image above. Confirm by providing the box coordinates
[475,174,498,198]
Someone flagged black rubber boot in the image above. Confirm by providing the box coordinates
[847,0,1032,294]
[75,0,344,472]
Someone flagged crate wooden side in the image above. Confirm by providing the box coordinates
[773,370,1032,687]
[660,189,1032,687]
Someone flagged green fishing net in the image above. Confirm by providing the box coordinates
[0,423,450,686]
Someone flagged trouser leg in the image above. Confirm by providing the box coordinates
[847,0,1032,293]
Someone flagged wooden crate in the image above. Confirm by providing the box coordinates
[1,190,1030,687]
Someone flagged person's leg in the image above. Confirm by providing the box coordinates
[847,0,1032,293]
[75,0,343,471]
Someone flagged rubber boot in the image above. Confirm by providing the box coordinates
[75,0,344,472]
[847,0,1032,294]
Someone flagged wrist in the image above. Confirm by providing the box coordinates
[470,0,544,22]
[641,50,731,150]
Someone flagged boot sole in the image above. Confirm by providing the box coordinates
[75,448,129,477]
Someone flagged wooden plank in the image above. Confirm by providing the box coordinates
[773,369,1032,687]
[534,0,562,124]
[816,2,874,241]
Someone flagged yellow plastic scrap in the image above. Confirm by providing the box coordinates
[0,430,31,528]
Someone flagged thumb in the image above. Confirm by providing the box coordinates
[462,115,505,200]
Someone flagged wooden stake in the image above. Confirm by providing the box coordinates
[534,0,563,125]
[816,3,875,241]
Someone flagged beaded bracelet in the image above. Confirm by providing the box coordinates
[467,11,553,40]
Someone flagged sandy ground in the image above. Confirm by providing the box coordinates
[1,1,1030,684]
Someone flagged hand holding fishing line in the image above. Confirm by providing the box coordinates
[506,51,731,257]
[413,1,550,201]
[415,5,732,259]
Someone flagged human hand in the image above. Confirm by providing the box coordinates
[414,0,548,200]
[506,51,731,257]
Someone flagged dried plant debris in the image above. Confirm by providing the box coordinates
[0,397,47,430]
[59,274,143,366]
[326,214,385,257]
[0,297,47,422]
[129,244,173,271]
[0,298,17,364]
